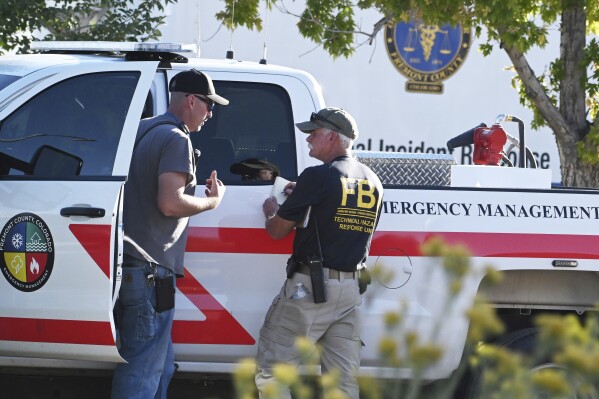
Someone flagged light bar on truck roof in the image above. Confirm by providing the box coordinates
[30,41,197,54]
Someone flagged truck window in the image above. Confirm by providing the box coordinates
[190,81,296,185]
[0,74,20,91]
[0,71,140,177]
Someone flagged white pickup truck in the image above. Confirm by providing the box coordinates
[1,42,598,393]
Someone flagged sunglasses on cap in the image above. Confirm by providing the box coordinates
[186,94,215,111]
[310,112,343,132]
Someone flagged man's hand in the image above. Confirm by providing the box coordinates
[262,196,296,239]
[263,196,279,219]
[282,181,296,197]
[157,170,226,218]
[205,170,226,200]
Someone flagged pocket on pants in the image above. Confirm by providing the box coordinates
[136,302,156,341]
[119,266,150,306]
[261,295,315,347]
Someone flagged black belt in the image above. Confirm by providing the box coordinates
[296,262,357,280]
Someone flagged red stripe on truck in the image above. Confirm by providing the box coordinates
[69,224,112,277]
[186,227,599,259]
[186,227,294,253]
[0,317,114,345]
[173,268,255,345]
[370,231,599,259]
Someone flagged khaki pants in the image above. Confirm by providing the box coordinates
[255,270,362,399]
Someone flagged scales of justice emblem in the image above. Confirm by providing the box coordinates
[385,19,471,94]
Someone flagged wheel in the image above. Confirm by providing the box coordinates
[459,328,597,399]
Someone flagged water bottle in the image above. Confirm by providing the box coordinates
[290,282,310,299]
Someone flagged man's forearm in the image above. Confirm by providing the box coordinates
[161,194,221,218]
[265,215,296,239]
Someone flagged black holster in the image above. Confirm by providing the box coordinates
[307,256,327,303]
[286,256,299,278]
[358,266,372,295]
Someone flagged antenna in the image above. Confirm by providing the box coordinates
[196,0,201,57]
[259,0,269,64]
[226,0,235,59]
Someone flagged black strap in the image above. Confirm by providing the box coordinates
[314,216,323,260]
[133,120,189,151]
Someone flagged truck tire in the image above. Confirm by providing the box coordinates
[460,328,596,399]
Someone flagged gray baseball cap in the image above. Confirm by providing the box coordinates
[295,107,358,139]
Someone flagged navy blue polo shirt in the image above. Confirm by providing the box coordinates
[277,155,383,272]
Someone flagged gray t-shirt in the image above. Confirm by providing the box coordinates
[123,112,196,276]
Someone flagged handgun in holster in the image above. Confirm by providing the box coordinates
[358,265,372,295]
[307,255,327,303]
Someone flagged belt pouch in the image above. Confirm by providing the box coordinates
[308,257,327,303]
[154,275,175,313]
[286,256,298,278]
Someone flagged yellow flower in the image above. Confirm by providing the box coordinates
[370,264,394,286]
[450,280,462,295]
[358,376,381,399]
[295,336,319,363]
[421,236,447,257]
[442,245,471,278]
[483,266,503,285]
[466,299,504,343]
[378,336,397,356]
[273,363,299,386]
[555,344,593,374]
[324,388,349,399]
[233,358,256,382]
[322,369,340,390]
[531,368,570,396]
[295,385,313,399]
[405,332,418,348]
[535,314,568,343]
[383,311,402,330]
[409,344,443,368]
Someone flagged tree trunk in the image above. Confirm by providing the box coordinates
[559,0,587,135]
[558,0,591,187]
[560,154,599,188]
[502,0,592,187]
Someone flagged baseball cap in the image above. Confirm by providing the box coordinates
[230,158,280,177]
[295,107,358,139]
[169,69,229,105]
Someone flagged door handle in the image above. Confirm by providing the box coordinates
[60,207,105,218]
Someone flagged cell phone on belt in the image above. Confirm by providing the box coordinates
[154,275,175,313]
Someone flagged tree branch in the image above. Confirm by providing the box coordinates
[501,39,575,150]
[274,2,388,45]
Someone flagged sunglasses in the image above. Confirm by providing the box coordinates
[186,94,215,111]
[310,112,342,131]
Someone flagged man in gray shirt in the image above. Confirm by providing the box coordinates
[112,69,228,399]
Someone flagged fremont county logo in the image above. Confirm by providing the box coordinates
[0,213,54,292]
[385,20,471,94]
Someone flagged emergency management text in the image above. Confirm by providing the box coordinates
[382,201,599,219]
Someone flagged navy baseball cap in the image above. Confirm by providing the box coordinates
[169,69,229,105]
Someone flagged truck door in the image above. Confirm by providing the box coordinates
[0,61,156,362]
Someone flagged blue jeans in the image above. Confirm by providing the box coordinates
[111,259,176,399]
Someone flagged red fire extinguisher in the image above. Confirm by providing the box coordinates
[473,124,507,165]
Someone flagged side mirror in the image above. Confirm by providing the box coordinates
[29,145,83,176]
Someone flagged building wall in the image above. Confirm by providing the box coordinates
[159,1,561,182]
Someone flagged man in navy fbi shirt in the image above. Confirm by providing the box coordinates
[256,107,383,398]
